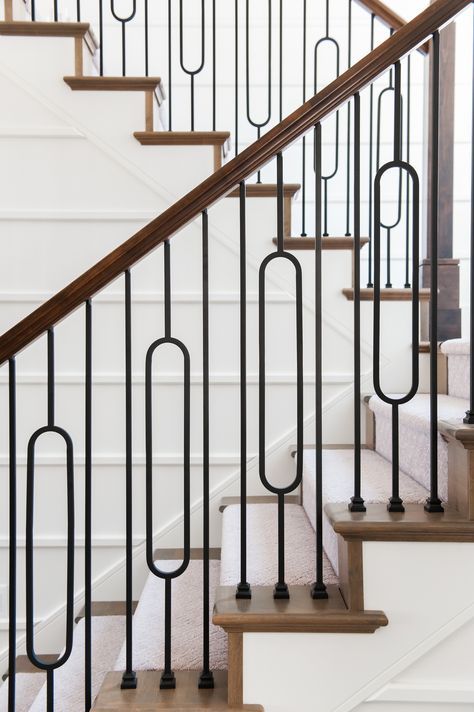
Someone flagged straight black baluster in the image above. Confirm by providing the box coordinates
[345,0,352,237]
[84,301,92,711]
[99,0,103,75]
[168,0,172,130]
[311,123,328,600]
[279,0,283,122]
[76,0,80,22]
[111,0,137,78]
[246,0,272,169]
[367,14,375,288]
[48,329,55,427]
[53,0,58,22]
[164,579,173,685]
[425,31,444,512]
[349,94,366,513]
[8,358,16,712]
[237,182,251,600]
[179,0,205,131]
[212,0,216,131]
[404,56,412,288]
[464,12,474,425]
[31,0,35,20]
[300,0,307,236]
[47,669,54,712]
[234,0,239,157]
[122,271,137,689]
[144,0,149,76]
[199,211,214,689]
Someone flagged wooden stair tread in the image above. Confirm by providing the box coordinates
[134,131,230,147]
[343,287,431,301]
[273,237,369,250]
[0,20,93,39]
[213,585,387,633]
[75,600,138,622]
[228,183,300,199]
[326,503,474,541]
[3,654,59,678]
[64,76,163,93]
[92,671,263,711]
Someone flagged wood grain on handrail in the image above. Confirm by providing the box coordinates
[354,0,429,53]
[0,0,469,365]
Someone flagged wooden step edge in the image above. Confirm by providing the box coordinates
[439,418,474,448]
[274,236,370,250]
[228,183,301,199]
[0,20,91,37]
[134,131,231,147]
[92,670,264,711]
[219,495,300,513]
[75,600,138,623]
[213,585,388,634]
[153,547,221,560]
[63,76,163,92]
[2,653,59,679]
[326,502,474,542]
[342,287,431,301]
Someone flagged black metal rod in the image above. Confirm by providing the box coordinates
[349,94,366,513]
[237,181,251,600]
[212,0,216,131]
[425,31,444,512]
[163,578,173,683]
[279,0,283,122]
[234,0,239,157]
[465,11,474,425]
[84,301,93,710]
[121,270,137,690]
[277,152,284,252]
[311,122,328,600]
[179,0,205,131]
[8,359,16,712]
[110,0,136,78]
[404,55,412,289]
[98,0,103,75]
[246,0,272,140]
[367,14,375,288]
[144,0,149,76]
[168,0,173,130]
[47,329,54,427]
[345,0,353,237]
[164,241,171,338]
[47,669,54,712]
[199,211,214,689]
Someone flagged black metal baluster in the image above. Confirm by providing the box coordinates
[146,240,191,690]
[246,0,272,182]
[349,94,366,513]
[259,153,303,599]
[8,358,16,712]
[279,0,283,122]
[300,0,307,236]
[84,301,93,711]
[26,330,75,712]
[122,271,137,689]
[110,0,137,77]
[345,0,353,237]
[425,32,444,512]
[199,211,214,689]
[168,0,172,130]
[367,14,375,288]
[99,0,103,75]
[464,11,474,426]
[234,0,239,157]
[311,124,328,600]
[212,0,216,131]
[237,181,251,600]
[179,0,205,131]
[53,0,58,22]
[144,0,149,76]
[76,0,80,22]
[31,0,35,21]
[404,55,412,288]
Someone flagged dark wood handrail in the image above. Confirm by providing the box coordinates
[0,0,469,365]
[354,0,429,53]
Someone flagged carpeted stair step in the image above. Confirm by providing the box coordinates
[302,449,429,575]
[114,560,227,672]
[368,392,469,500]
[440,339,470,400]
[220,503,338,588]
[0,672,45,712]
[29,616,126,712]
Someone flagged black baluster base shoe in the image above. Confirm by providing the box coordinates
[464,410,474,425]
[425,498,444,513]
[236,582,252,600]
[310,581,329,600]
[160,671,176,690]
[387,497,405,513]
[273,582,290,600]
[121,671,137,690]
[198,670,215,689]
[349,496,366,513]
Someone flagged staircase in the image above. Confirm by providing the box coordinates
[1,0,474,710]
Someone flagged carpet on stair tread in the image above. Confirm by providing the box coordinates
[302,449,429,575]
[220,503,338,587]
[114,559,227,672]
[0,672,45,712]
[440,339,470,400]
[29,616,126,712]
[369,393,468,501]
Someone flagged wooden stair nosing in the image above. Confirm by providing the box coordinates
[92,670,264,711]
[0,20,93,39]
[63,76,163,93]
[213,585,388,634]
[228,183,301,199]
[2,654,59,679]
[75,600,138,623]
[134,131,231,147]
[342,287,431,301]
[274,236,370,250]
[326,503,474,542]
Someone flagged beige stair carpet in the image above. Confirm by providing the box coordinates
[440,339,470,400]
[0,672,45,712]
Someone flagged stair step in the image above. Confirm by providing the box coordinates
[368,393,469,501]
[93,670,263,711]
[227,183,300,199]
[440,338,470,399]
[63,76,164,99]
[274,236,369,250]
[133,131,231,147]
[343,287,431,301]
[0,20,91,38]
[114,560,227,673]
[302,448,429,575]
[2,654,59,679]
[75,600,138,623]
[0,673,46,712]
[220,503,338,588]
[29,616,126,712]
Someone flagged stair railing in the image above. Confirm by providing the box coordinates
[2,1,471,710]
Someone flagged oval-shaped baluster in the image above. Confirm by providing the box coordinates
[145,241,191,690]
[179,0,205,131]
[110,0,137,76]
[367,13,376,288]
[300,0,307,236]
[259,153,303,600]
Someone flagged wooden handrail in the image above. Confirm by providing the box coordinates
[0,0,469,365]
[354,0,429,54]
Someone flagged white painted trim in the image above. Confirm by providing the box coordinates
[369,680,474,704]
[0,127,86,139]
[0,619,41,632]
